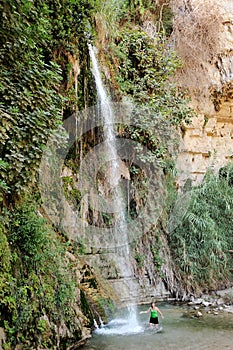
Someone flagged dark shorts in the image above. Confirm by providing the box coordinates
[149,316,159,325]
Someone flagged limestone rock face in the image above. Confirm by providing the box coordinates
[172,0,233,186]
[177,101,233,186]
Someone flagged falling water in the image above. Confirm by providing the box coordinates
[88,45,118,169]
[88,43,129,252]
[88,44,141,333]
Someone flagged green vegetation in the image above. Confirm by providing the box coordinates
[0,199,80,348]
[114,28,193,125]
[135,252,145,268]
[0,0,103,204]
[151,239,164,274]
[0,0,62,201]
[0,1,106,346]
[169,165,233,292]
[62,176,82,206]
[0,0,232,347]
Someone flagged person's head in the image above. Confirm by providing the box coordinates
[151,302,156,308]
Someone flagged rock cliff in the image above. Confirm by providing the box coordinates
[172,0,233,186]
[39,0,233,310]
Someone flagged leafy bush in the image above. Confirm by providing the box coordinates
[0,199,79,347]
[0,224,16,317]
[9,202,48,263]
[114,29,188,119]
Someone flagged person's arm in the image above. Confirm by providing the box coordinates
[140,307,150,314]
[156,307,164,318]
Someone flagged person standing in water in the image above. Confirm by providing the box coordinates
[140,302,164,329]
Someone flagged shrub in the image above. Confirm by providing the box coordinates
[169,167,233,292]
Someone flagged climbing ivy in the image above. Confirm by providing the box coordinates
[0,0,63,202]
[0,0,102,203]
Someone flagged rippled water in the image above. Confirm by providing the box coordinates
[82,303,233,350]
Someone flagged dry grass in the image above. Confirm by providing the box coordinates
[171,0,224,58]
[170,0,225,91]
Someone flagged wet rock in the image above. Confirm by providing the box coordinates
[189,295,195,303]
[224,305,233,313]
[217,298,225,305]
[193,298,203,305]
[216,287,233,298]
[202,301,210,307]
[58,320,71,339]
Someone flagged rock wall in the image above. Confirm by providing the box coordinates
[42,1,233,310]
[177,95,233,186]
[172,0,233,186]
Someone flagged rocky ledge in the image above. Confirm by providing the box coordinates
[183,287,233,318]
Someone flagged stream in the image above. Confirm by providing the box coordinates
[82,303,233,350]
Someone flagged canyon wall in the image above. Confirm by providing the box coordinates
[172,0,233,186]
[42,1,233,307]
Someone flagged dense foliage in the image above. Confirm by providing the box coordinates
[0,0,103,202]
[169,165,233,293]
[114,29,193,126]
[0,0,61,201]
[0,199,80,349]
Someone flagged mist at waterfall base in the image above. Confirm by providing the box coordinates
[83,303,233,350]
[94,305,143,336]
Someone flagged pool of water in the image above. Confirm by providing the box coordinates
[81,303,233,350]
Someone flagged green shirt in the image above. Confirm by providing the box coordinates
[151,308,158,318]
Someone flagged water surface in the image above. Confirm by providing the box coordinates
[82,303,233,350]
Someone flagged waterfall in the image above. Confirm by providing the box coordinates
[88,44,129,254]
[88,44,141,332]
